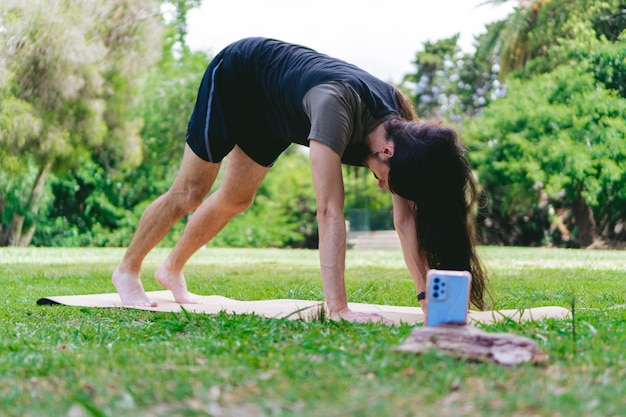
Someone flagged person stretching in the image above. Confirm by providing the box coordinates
[112,37,487,322]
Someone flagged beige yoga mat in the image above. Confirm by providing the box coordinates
[37,290,571,325]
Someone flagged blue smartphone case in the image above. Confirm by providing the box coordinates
[425,269,472,327]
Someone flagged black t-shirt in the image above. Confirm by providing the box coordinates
[222,37,400,166]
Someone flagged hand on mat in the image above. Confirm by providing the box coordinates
[332,308,394,325]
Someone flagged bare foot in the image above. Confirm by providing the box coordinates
[112,266,158,307]
[155,263,199,304]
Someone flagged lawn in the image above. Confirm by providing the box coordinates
[1,246,625,417]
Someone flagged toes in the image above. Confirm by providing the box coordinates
[121,298,158,308]
[179,298,201,305]
[175,295,200,304]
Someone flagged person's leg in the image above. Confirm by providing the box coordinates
[113,144,220,306]
[155,145,270,302]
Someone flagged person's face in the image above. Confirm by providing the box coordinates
[365,145,393,190]
[364,123,394,190]
[365,151,392,190]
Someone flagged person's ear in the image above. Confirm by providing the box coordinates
[380,143,394,158]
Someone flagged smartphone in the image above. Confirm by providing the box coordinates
[424,269,472,327]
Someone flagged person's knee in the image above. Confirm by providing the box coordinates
[164,186,207,215]
[229,195,255,215]
[217,190,255,216]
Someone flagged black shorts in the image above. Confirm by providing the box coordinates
[185,46,291,167]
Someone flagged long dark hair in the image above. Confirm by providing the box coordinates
[386,119,488,310]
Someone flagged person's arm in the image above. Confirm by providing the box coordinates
[392,193,429,312]
[309,140,348,315]
[309,140,390,323]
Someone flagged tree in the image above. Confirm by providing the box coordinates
[590,36,626,99]
[0,0,162,246]
[479,0,557,78]
[459,0,626,247]
[466,65,626,247]
[403,35,461,120]
[121,23,208,210]
[1,0,107,245]
[481,0,625,79]
[401,33,505,125]
[31,0,213,247]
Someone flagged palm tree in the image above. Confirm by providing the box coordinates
[477,0,549,78]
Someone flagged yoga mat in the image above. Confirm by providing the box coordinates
[37,291,571,325]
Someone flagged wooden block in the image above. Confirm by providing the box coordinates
[396,324,549,366]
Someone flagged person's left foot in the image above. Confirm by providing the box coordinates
[155,264,200,304]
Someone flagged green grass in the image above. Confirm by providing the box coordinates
[1,246,625,417]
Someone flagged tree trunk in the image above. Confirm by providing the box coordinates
[571,195,598,248]
[19,222,38,247]
[5,161,52,247]
[7,213,25,246]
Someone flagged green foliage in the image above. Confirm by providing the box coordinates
[0,162,53,231]
[32,159,137,247]
[481,0,624,79]
[590,35,626,98]
[29,2,222,248]
[9,0,626,250]
[1,0,109,167]
[122,50,210,209]
[162,0,202,54]
[0,78,41,167]
[343,166,391,212]
[0,0,163,246]
[466,64,626,245]
[93,0,165,172]
[402,35,502,122]
[450,0,626,246]
[592,1,626,40]
[403,35,461,119]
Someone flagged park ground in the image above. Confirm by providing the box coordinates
[1,246,625,416]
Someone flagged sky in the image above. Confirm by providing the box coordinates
[185,0,517,84]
